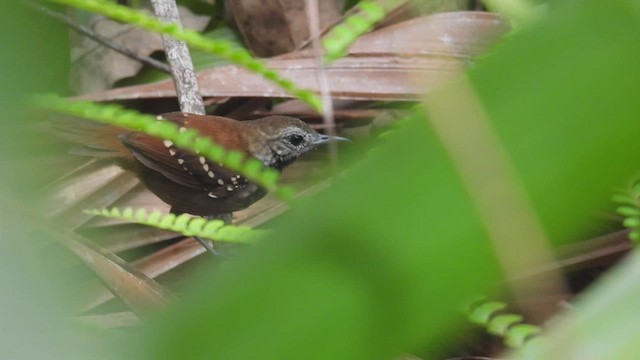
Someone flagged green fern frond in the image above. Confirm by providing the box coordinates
[45,0,321,112]
[34,95,295,200]
[323,0,402,63]
[466,297,542,348]
[84,207,265,243]
[614,181,640,243]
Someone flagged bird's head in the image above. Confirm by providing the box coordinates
[245,116,348,170]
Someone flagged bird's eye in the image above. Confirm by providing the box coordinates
[287,134,305,146]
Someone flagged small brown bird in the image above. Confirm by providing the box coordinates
[53,112,347,218]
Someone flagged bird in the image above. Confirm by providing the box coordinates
[53,112,347,220]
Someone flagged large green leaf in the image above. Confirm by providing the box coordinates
[470,0,640,244]
[514,250,640,359]
[135,111,501,359]
[134,0,640,359]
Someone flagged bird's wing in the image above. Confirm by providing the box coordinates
[120,113,252,193]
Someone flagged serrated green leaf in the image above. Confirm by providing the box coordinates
[158,214,176,229]
[623,217,640,228]
[617,206,640,217]
[488,314,523,336]
[613,193,635,205]
[226,150,245,168]
[174,214,192,230]
[261,169,280,187]
[148,210,162,224]
[135,208,147,222]
[193,137,212,154]
[469,302,506,325]
[188,217,206,234]
[242,159,263,178]
[202,219,224,236]
[122,207,134,218]
[505,324,541,348]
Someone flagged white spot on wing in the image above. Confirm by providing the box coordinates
[163,140,173,148]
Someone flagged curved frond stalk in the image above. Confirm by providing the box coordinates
[33,95,296,200]
[466,297,542,349]
[84,207,265,244]
[45,0,321,112]
[323,0,402,64]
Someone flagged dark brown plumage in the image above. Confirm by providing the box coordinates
[53,112,346,217]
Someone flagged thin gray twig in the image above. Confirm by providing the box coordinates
[150,0,205,115]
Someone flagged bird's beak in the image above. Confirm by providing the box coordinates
[313,134,350,145]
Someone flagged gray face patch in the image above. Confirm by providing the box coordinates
[244,116,324,170]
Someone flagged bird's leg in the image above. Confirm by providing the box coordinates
[193,213,233,257]
[171,208,233,257]
[193,235,218,257]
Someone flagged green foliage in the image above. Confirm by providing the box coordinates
[514,250,640,359]
[614,182,640,243]
[468,299,541,348]
[323,0,401,63]
[129,1,640,359]
[45,0,322,112]
[8,0,640,359]
[33,95,295,200]
[84,207,262,243]
[468,0,640,245]
[0,3,108,358]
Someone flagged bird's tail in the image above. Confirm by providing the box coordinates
[49,116,131,159]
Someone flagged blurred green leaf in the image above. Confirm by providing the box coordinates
[137,112,502,359]
[6,0,640,358]
[0,3,119,359]
[130,0,640,359]
[469,0,640,245]
[514,250,640,359]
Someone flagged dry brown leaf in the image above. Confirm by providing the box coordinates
[78,176,329,312]
[54,172,140,230]
[43,161,124,217]
[57,230,173,318]
[227,0,341,56]
[89,223,180,253]
[80,12,509,103]
[70,6,209,93]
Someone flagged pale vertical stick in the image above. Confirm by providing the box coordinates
[305,0,338,164]
[150,0,205,115]
[426,76,567,320]
[151,0,217,256]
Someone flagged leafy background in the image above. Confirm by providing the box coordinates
[2,0,640,359]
